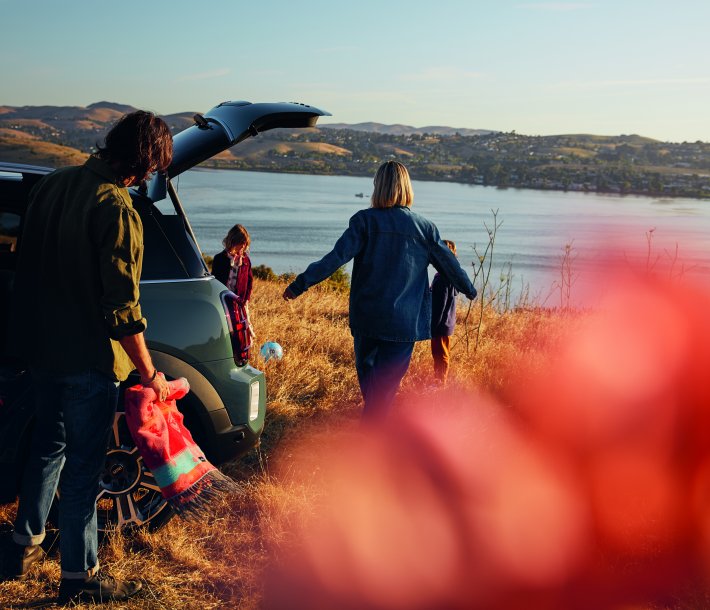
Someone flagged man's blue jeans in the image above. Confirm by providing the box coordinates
[353,333,414,422]
[13,369,119,578]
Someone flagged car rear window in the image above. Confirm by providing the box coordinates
[0,171,208,282]
[132,195,208,281]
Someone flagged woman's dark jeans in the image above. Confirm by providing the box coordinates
[12,369,119,578]
[353,333,414,421]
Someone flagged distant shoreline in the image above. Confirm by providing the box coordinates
[3,103,709,201]
[192,163,710,202]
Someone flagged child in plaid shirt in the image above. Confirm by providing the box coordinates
[213,224,256,351]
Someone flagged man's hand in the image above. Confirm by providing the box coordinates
[142,370,170,402]
[282,287,297,301]
[118,331,169,401]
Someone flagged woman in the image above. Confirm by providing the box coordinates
[283,161,477,421]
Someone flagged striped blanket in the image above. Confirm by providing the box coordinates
[123,377,239,517]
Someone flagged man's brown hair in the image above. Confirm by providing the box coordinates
[96,110,173,184]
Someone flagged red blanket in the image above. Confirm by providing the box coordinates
[123,377,239,517]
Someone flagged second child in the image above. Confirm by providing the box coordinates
[430,240,460,384]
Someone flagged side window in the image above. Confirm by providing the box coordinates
[0,211,20,254]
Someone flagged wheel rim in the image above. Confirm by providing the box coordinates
[95,411,171,531]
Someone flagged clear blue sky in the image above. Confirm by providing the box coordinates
[2,0,709,142]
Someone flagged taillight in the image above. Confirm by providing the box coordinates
[220,291,250,366]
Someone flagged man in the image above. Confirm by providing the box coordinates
[5,110,172,604]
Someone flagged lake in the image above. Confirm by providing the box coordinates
[171,168,710,305]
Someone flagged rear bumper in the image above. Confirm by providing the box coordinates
[147,351,266,465]
[198,361,265,464]
[200,414,262,465]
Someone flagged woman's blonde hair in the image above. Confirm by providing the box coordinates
[370,161,414,209]
[223,224,251,251]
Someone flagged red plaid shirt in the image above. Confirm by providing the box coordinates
[226,253,253,303]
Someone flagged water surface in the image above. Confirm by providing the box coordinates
[171,169,710,304]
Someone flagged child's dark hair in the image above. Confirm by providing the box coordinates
[96,110,173,184]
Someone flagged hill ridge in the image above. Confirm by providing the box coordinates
[319,121,496,137]
[0,101,708,198]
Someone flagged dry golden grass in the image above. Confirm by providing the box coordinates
[556,146,596,159]
[225,140,352,160]
[0,279,570,608]
[0,129,87,168]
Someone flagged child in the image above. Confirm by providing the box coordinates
[212,224,256,354]
[430,239,459,383]
[213,224,253,301]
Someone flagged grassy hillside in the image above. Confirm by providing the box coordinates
[0,128,87,167]
[224,139,352,160]
[1,102,709,197]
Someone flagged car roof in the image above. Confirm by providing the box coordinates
[0,162,53,176]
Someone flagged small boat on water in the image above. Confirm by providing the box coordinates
[355,192,364,198]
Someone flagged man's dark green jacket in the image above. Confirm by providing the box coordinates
[10,156,146,381]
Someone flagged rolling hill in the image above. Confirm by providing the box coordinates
[318,122,495,137]
[0,127,87,167]
[0,102,708,198]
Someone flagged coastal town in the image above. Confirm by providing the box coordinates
[1,102,709,199]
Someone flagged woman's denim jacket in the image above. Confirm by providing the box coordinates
[288,206,477,342]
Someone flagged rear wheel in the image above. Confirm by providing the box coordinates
[95,410,174,533]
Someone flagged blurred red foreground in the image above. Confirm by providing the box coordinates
[264,274,710,610]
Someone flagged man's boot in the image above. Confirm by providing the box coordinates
[57,574,142,605]
[4,543,45,580]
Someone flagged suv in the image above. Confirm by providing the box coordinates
[0,100,329,531]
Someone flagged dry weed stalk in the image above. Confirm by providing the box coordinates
[462,208,533,353]
[550,241,578,311]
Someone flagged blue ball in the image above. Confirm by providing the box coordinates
[260,341,284,361]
